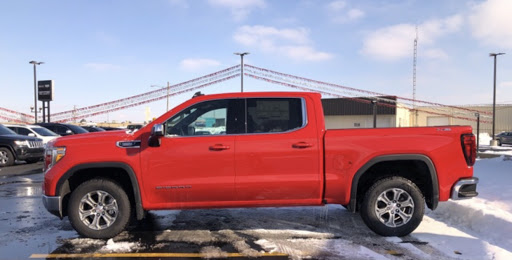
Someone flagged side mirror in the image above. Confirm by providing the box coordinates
[149,124,164,147]
[28,133,36,137]
[61,130,73,136]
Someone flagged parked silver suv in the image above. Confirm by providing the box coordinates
[496,132,512,146]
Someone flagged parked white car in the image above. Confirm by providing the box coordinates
[5,124,60,146]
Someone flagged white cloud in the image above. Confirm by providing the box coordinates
[327,1,365,23]
[328,1,346,11]
[347,9,365,20]
[469,0,512,49]
[208,0,265,21]
[423,49,448,59]
[180,58,221,71]
[84,63,121,71]
[361,15,463,61]
[233,25,333,62]
[281,46,333,62]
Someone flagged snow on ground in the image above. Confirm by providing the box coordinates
[413,149,512,259]
[21,147,511,259]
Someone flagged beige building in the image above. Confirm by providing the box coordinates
[322,97,512,136]
[415,104,512,135]
[322,96,411,129]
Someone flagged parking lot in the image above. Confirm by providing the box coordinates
[1,162,462,260]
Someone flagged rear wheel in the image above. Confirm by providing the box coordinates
[360,177,424,237]
[68,178,131,239]
[0,147,14,167]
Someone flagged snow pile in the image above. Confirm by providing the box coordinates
[99,238,142,253]
[478,133,492,146]
[414,156,512,259]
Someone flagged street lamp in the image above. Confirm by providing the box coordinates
[29,61,44,123]
[489,52,505,146]
[151,82,170,112]
[234,52,249,92]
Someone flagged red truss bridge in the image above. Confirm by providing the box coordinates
[0,64,491,124]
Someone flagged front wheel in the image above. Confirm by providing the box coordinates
[360,177,424,237]
[0,147,14,167]
[68,178,131,239]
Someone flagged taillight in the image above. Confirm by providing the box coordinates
[461,134,476,166]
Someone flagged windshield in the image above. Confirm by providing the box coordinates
[32,127,59,136]
[68,124,89,134]
[0,125,17,136]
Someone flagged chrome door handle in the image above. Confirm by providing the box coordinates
[209,144,230,151]
[292,142,313,149]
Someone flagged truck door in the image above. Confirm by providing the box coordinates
[235,97,322,203]
[141,99,244,206]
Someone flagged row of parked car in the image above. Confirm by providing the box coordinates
[0,123,143,167]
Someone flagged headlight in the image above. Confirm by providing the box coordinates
[44,146,66,172]
[14,140,29,146]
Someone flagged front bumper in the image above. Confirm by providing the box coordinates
[451,177,479,200]
[42,195,63,219]
[15,147,44,161]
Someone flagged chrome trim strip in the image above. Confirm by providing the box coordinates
[116,140,141,148]
[164,97,308,138]
[451,177,479,200]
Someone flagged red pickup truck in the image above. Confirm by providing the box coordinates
[42,92,478,238]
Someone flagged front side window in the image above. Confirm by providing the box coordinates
[54,126,68,135]
[164,99,243,136]
[246,98,304,133]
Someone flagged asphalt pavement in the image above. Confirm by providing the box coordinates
[0,162,450,260]
[0,161,43,178]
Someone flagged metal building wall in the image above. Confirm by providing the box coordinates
[415,105,512,134]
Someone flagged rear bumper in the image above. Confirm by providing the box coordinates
[451,177,479,200]
[42,195,63,219]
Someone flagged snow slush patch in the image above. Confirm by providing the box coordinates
[65,238,104,252]
[255,237,387,260]
[199,246,229,259]
[98,238,142,253]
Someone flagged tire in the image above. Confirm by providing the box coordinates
[360,177,424,237]
[0,147,14,167]
[497,140,502,146]
[68,178,131,239]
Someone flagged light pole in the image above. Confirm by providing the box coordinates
[234,52,249,92]
[489,52,505,146]
[151,82,170,112]
[29,61,44,123]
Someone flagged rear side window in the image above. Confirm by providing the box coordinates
[246,98,304,133]
[17,128,33,136]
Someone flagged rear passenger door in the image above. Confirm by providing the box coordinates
[234,98,322,203]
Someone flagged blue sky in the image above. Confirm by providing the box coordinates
[1,0,511,123]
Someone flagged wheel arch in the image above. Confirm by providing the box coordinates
[347,154,439,212]
[56,162,145,220]
[0,144,16,160]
